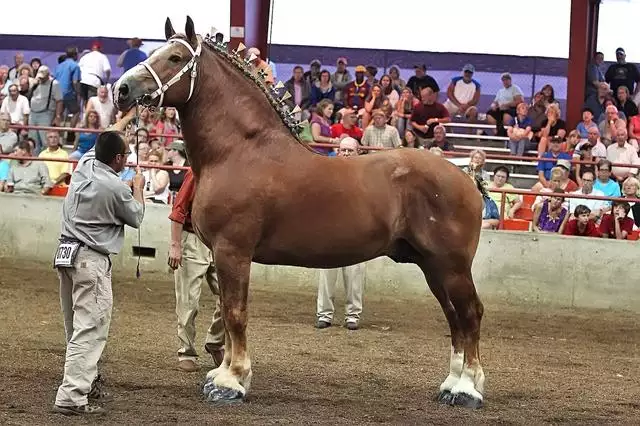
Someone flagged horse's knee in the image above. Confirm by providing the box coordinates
[223,306,248,333]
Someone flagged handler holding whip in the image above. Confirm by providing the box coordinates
[53,107,146,416]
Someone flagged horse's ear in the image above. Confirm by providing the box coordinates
[165,17,176,40]
[185,15,196,43]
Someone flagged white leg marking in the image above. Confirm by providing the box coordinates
[213,369,246,394]
[439,347,464,392]
[450,363,484,401]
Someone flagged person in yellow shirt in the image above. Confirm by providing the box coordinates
[38,130,71,185]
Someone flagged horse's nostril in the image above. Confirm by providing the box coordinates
[118,83,130,99]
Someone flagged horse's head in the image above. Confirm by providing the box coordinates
[113,16,201,112]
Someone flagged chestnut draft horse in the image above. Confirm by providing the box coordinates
[114,16,487,409]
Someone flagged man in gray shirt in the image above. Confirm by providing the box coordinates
[28,65,63,153]
[53,108,145,416]
[0,112,17,154]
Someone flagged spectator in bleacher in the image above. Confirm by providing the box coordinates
[17,75,33,101]
[379,75,399,109]
[153,107,180,146]
[401,129,422,149]
[604,47,640,97]
[4,141,52,195]
[576,107,598,140]
[594,159,622,204]
[628,109,640,144]
[507,102,534,156]
[30,58,41,75]
[532,165,574,210]
[0,65,10,95]
[576,127,607,159]
[134,107,155,132]
[532,188,569,233]
[573,143,597,187]
[615,86,639,120]
[85,85,115,129]
[142,149,170,204]
[527,91,547,142]
[564,130,581,156]
[343,65,370,111]
[310,70,335,108]
[426,124,453,151]
[361,84,391,128]
[29,66,63,153]
[167,140,188,193]
[586,51,605,100]
[7,53,24,81]
[330,57,351,108]
[563,205,601,237]
[541,84,559,108]
[388,66,406,92]
[311,99,338,154]
[481,191,500,230]
[600,200,634,240]
[443,64,480,124]
[621,176,640,230]
[393,86,417,136]
[535,137,572,189]
[406,64,439,97]
[54,47,82,141]
[246,47,274,86]
[462,149,490,183]
[486,72,524,137]
[361,109,401,149]
[584,82,611,123]
[410,86,450,143]
[69,110,100,160]
[598,104,626,146]
[607,127,639,183]
[78,41,111,105]
[285,65,312,118]
[0,149,10,192]
[537,104,567,155]
[365,65,378,87]
[0,112,17,154]
[116,37,147,72]
[38,130,70,186]
[304,59,322,86]
[330,107,363,142]
[1,84,30,125]
[13,64,35,89]
[568,170,605,221]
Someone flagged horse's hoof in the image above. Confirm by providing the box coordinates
[202,379,244,405]
[437,390,454,405]
[451,392,484,409]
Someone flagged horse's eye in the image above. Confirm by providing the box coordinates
[169,55,181,63]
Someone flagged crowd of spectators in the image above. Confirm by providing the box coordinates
[1,40,639,239]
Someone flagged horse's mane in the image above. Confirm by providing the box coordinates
[200,33,309,145]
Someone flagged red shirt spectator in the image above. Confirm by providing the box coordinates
[562,218,600,237]
[168,168,195,231]
[599,213,634,239]
[331,123,363,142]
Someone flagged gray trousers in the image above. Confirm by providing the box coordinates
[317,263,366,324]
[29,111,54,154]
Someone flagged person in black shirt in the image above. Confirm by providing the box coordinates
[605,47,640,95]
[406,64,439,97]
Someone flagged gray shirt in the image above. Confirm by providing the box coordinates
[30,79,62,114]
[7,160,52,194]
[60,148,144,255]
[0,130,17,154]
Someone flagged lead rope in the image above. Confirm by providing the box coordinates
[134,99,142,279]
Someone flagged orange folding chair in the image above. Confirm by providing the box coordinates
[502,218,531,231]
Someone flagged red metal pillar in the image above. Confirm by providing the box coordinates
[566,0,600,130]
[229,0,271,58]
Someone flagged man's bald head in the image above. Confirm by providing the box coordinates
[338,137,359,157]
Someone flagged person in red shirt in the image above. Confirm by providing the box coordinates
[331,107,363,142]
[600,201,635,239]
[410,86,451,141]
[343,65,370,111]
[167,169,226,372]
[563,205,601,237]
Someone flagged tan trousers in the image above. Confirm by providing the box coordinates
[55,246,112,407]
[317,263,366,324]
[175,231,225,362]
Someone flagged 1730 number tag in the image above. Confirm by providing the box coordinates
[53,242,82,268]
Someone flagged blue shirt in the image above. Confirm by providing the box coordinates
[576,121,598,138]
[0,159,10,181]
[482,196,499,220]
[594,179,621,206]
[537,152,572,181]
[77,132,98,154]
[122,49,147,72]
[509,115,533,130]
[54,58,81,100]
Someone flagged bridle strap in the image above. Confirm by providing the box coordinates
[140,38,201,108]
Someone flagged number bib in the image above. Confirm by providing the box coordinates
[53,241,82,268]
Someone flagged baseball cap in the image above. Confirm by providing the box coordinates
[91,40,102,50]
[354,65,366,73]
[556,159,572,171]
[36,65,50,78]
[616,47,625,55]
[336,57,347,65]
[462,64,475,73]
[414,64,427,71]
[501,72,512,80]
[168,140,186,154]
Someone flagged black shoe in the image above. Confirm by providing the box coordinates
[345,321,359,331]
[316,320,331,329]
[53,404,105,416]
[88,374,113,403]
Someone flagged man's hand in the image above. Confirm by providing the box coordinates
[168,242,182,269]
[132,166,146,191]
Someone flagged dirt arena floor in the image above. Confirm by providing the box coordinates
[0,258,639,425]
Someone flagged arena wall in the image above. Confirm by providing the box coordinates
[1,194,637,312]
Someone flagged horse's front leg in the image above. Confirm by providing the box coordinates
[202,245,252,404]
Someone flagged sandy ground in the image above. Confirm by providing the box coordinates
[0,258,639,425]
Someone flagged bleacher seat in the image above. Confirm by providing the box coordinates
[48,185,68,197]
[628,230,639,241]
[502,218,531,231]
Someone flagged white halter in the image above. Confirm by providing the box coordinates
[139,38,202,108]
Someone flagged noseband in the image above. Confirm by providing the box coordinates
[139,38,201,108]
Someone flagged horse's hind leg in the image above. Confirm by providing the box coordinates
[422,257,485,409]
[202,243,253,404]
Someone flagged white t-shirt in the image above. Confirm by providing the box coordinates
[0,95,30,124]
[78,51,112,88]
[87,96,115,128]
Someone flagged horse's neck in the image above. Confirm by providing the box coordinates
[180,50,307,173]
